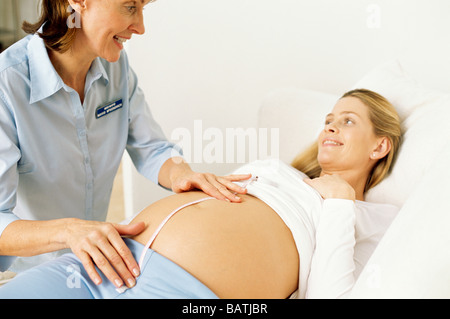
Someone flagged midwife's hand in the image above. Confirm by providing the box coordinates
[171,171,252,202]
[64,219,145,289]
[304,174,356,201]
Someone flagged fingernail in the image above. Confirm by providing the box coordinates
[133,268,140,277]
[234,196,240,201]
[115,279,123,288]
[127,278,136,288]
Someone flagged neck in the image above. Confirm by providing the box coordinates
[47,35,95,103]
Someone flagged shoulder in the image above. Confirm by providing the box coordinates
[0,35,32,74]
[0,36,34,109]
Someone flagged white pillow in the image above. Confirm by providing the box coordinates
[353,60,450,208]
[351,144,450,298]
[349,60,450,298]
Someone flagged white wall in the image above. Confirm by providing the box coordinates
[124,0,450,216]
[0,0,40,47]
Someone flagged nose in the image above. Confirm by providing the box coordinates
[130,9,146,35]
[324,122,338,134]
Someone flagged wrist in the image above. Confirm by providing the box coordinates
[57,218,79,249]
[168,158,193,189]
[326,187,355,201]
[158,157,191,190]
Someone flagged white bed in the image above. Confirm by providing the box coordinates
[258,60,450,298]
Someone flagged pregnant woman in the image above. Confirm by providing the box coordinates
[0,89,402,299]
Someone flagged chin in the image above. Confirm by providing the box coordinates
[317,153,334,166]
[101,48,122,63]
[104,55,121,63]
[317,156,343,172]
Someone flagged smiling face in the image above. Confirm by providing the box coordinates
[317,96,382,175]
[76,0,149,62]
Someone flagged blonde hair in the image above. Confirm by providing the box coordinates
[291,88,402,192]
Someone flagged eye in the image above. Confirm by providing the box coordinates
[344,118,354,125]
[126,5,137,13]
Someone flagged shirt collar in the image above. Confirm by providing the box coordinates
[86,57,109,90]
[28,34,110,104]
[28,34,64,104]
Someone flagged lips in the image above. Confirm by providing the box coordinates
[113,35,129,44]
[322,138,343,146]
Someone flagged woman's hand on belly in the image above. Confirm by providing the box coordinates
[171,171,252,202]
[158,157,252,202]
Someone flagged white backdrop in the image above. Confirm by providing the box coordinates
[123,0,450,216]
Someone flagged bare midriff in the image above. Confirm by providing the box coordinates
[130,191,299,299]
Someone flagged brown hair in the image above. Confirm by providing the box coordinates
[291,88,402,192]
[22,0,77,53]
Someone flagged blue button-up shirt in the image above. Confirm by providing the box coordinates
[0,34,181,270]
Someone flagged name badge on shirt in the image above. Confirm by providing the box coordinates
[95,99,123,119]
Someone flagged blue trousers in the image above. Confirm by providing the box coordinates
[0,238,218,299]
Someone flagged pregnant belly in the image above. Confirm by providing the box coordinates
[130,191,299,298]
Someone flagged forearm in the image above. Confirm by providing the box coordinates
[306,199,356,299]
[0,219,70,257]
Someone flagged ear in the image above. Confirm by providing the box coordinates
[68,0,87,14]
[370,137,391,160]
